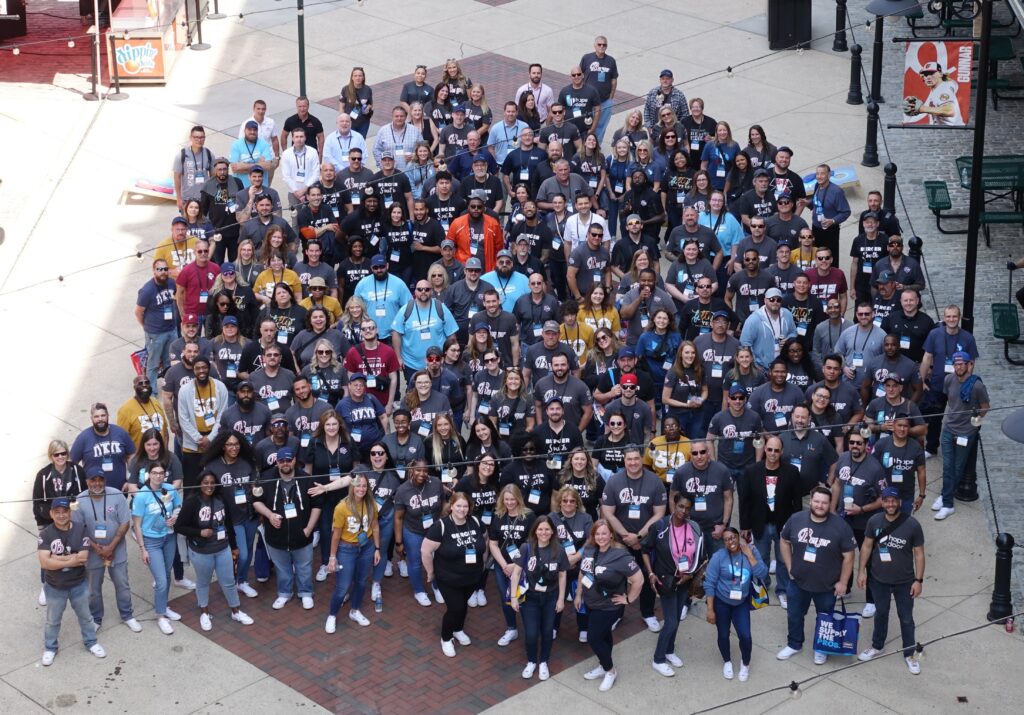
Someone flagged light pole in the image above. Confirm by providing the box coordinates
[297,0,306,97]
[864,0,921,103]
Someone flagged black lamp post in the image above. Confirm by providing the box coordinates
[864,0,922,104]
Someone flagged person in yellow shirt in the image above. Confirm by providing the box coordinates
[299,277,343,325]
[326,475,380,631]
[559,299,594,366]
[578,283,621,336]
[253,253,302,305]
[153,217,197,280]
[643,415,691,485]
[116,374,170,447]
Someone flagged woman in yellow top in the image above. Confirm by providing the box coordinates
[644,415,692,486]
[325,474,380,632]
[559,299,594,366]
[253,253,302,305]
[579,284,621,336]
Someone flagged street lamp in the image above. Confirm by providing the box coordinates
[864,0,921,103]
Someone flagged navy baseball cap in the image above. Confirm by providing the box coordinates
[51,497,71,509]
[881,487,901,499]
[276,447,295,461]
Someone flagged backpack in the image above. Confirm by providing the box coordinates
[403,297,446,323]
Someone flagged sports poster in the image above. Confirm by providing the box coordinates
[901,41,973,126]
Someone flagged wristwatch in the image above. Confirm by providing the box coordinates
[914,578,924,583]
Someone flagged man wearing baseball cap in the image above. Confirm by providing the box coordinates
[643,69,688,130]
[481,249,530,312]
[739,287,796,371]
[856,487,926,674]
[230,120,274,187]
[353,255,413,342]
[153,215,197,280]
[601,372,655,445]
[38,497,106,665]
[934,352,989,521]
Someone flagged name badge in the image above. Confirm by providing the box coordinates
[733,439,745,454]
[588,177,598,189]
[419,330,432,341]
[443,468,456,484]
[797,322,807,336]
[506,544,521,560]
[199,291,209,305]
[852,352,864,368]
[422,514,434,529]
[581,573,594,589]
[729,588,743,601]
[102,457,114,472]
[352,194,361,206]
[266,396,280,410]
[892,470,904,483]
[690,140,700,150]
[803,546,817,563]
[283,503,298,519]
[329,466,342,481]
[349,109,360,120]
[366,375,377,389]
[862,261,873,274]
[572,107,582,119]
[716,167,726,178]
[234,488,247,505]
[375,307,387,317]
[482,510,493,525]
[520,168,530,181]
[534,581,548,592]
[563,539,576,555]
[465,547,477,564]
[164,307,173,321]
[662,359,673,371]
[790,457,802,469]
[711,364,723,378]
[390,250,401,263]
[944,359,954,373]
[956,435,969,447]
[592,270,603,284]
[418,423,431,438]
[94,523,108,540]
[216,525,226,541]
[226,362,238,378]
[527,488,541,505]
[775,412,787,428]
[296,170,306,179]
[677,554,689,572]
[694,496,707,512]
[879,547,892,562]
[614,182,624,193]
[875,384,885,397]
[900,336,911,350]
[277,329,288,345]
[357,530,369,546]
[628,503,641,520]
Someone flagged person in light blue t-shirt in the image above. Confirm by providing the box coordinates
[391,279,459,373]
[482,250,531,313]
[229,122,274,188]
[131,463,183,634]
[354,257,413,341]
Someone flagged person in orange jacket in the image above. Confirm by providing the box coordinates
[448,192,503,272]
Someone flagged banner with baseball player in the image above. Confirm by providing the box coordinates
[901,41,973,126]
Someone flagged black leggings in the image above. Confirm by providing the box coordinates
[437,581,477,641]
[587,606,623,671]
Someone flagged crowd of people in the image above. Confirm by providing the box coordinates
[34,37,994,691]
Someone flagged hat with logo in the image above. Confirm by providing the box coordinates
[712,310,730,320]
[874,270,896,284]
[276,447,295,461]
[51,497,72,510]
[728,383,747,397]
[621,373,639,386]
[171,216,188,226]
[308,276,327,288]
[222,315,239,326]
[441,239,455,249]
[883,373,904,384]
[221,262,236,274]
[465,257,483,270]
[270,413,288,425]
[496,249,513,259]
[952,351,972,363]
[380,150,395,160]
[880,487,901,499]
[765,287,784,300]
[542,320,560,333]
[182,313,199,325]
[617,346,636,359]
[474,322,491,333]
[245,120,260,130]
[370,254,388,267]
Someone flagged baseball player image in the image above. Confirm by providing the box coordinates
[903,62,964,126]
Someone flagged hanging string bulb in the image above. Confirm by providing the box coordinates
[58,275,66,286]
[859,422,872,439]
[67,38,76,48]
[136,251,145,262]
[726,66,734,79]
[124,30,131,40]
[971,410,983,428]
[752,435,765,450]
[12,47,20,56]
[789,682,801,700]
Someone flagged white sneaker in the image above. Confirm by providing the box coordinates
[779,594,788,609]
[599,670,617,691]
[316,565,329,582]
[813,651,828,665]
[371,582,381,602]
[384,561,394,577]
[157,617,174,635]
[237,582,258,598]
[497,628,519,646]
[583,666,605,680]
[906,656,921,674]
[538,662,549,680]
[301,596,314,610]
[164,607,182,621]
[433,586,445,604]
[552,629,557,640]
[41,650,56,666]
[925,450,936,460]
[468,590,479,608]
[232,611,254,625]
[859,648,881,661]
[522,662,536,679]
[414,592,432,607]
[475,589,487,606]
[679,605,689,621]
[738,664,749,682]
[934,506,955,520]
[38,587,47,606]
[723,662,734,679]
[770,559,777,575]
[398,560,409,578]
[453,630,471,646]
[652,661,675,677]
[349,610,370,627]
[272,597,290,610]
[666,653,683,668]
[862,603,876,618]
[199,613,212,631]
[124,618,142,633]
[579,630,588,643]
[776,646,801,660]
[174,578,196,590]
[325,616,337,634]
[644,616,663,632]
[89,643,106,659]
[441,639,456,657]
[931,495,944,511]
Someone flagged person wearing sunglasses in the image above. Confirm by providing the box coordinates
[805,247,849,317]
[834,303,886,386]
[707,383,765,485]
[725,248,776,326]
[739,287,796,373]
[174,238,221,323]
[672,435,734,559]
[848,211,888,306]
[136,258,180,387]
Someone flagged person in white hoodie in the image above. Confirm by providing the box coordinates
[739,287,796,371]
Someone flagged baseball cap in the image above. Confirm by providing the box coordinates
[222,315,239,326]
[765,287,784,300]
[728,383,747,397]
[51,497,71,510]
[880,487,901,499]
[621,373,639,386]
[470,189,488,203]
[348,372,367,382]
[776,146,793,155]
[236,379,254,391]
[276,447,295,461]
[883,374,903,384]
[496,249,513,259]
[862,211,879,221]
[308,276,327,288]
[545,395,564,406]
[85,468,106,480]
[270,413,288,425]
[515,234,530,243]
[542,320,560,333]
[952,351,971,363]
[441,239,455,249]
[921,61,942,73]
[465,257,483,270]
[213,157,230,167]
[249,165,265,174]
[426,346,443,358]
[618,347,636,359]
[626,213,642,224]
[182,313,199,325]
[874,270,897,284]
[776,192,793,202]
[473,322,491,333]
[452,103,466,113]
[370,255,388,267]
[753,168,771,178]
[380,150,395,160]
[245,120,260,130]
[221,262,236,274]
[711,310,730,320]
[171,216,187,226]
[659,69,673,78]
[472,155,488,164]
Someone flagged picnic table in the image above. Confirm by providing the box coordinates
[955,154,1024,244]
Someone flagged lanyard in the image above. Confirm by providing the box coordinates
[296,149,307,174]
[391,128,406,150]
[190,148,206,173]
[855,327,872,353]
[147,486,168,519]
[244,141,258,161]
[273,478,302,511]
[89,493,108,522]
[336,134,352,153]
[669,521,690,555]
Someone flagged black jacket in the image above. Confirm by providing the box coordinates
[738,462,803,539]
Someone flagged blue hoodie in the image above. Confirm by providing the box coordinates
[740,305,797,371]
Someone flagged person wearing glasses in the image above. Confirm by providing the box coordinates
[809,164,851,260]
[725,248,776,326]
[707,383,765,484]
[132,463,183,635]
[804,247,849,317]
[343,318,400,410]
[323,113,367,173]
[579,36,618,144]
[391,280,459,378]
[566,224,611,303]
[175,238,221,322]
[739,287,796,372]
[834,303,886,387]
[871,236,925,294]
[538,104,583,161]
[136,258,180,388]
[848,211,888,305]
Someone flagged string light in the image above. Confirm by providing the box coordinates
[789,682,801,700]
[859,423,872,439]
[12,47,19,55]
[136,251,144,262]
[971,410,983,428]
[67,38,75,48]
[726,65,734,79]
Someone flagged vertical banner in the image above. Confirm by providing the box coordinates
[901,41,973,126]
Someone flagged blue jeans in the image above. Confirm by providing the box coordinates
[266,542,314,598]
[701,400,722,436]
[87,562,134,624]
[940,428,975,508]
[654,586,688,664]
[143,534,177,616]
[44,580,97,652]
[521,589,558,663]
[595,98,614,145]
[869,578,916,657]
[492,564,520,630]
[144,329,175,386]
[669,407,703,444]
[318,499,340,567]
[754,523,789,596]
[372,510,395,583]
[785,581,836,651]
[402,527,428,594]
[254,529,271,581]
[713,597,753,665]
[330,541,375,614]
[190,547,240,609]
[233,517,259,585]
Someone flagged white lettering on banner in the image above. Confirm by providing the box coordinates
[957,47,972,83]
[797,527,833,549]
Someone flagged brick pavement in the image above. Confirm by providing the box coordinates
[0,0,107,85]
[171,566,648,713]
[849,0,1024,612]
